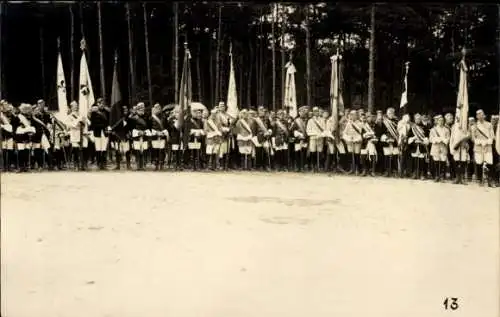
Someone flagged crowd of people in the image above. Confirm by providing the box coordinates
[0,98,498,187]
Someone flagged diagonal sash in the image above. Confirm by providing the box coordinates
[411,123,425,141]
[152,114,164,130]
[382,116,398,140]
[476,125,489,139]
[311,118,325,133]
[255,117,269,134]
[295,118,307,135]
[350,121,362,137]
[134,115,147,128]
[275,120,288,135]
[207,118,221,135]
[240,119,252,134]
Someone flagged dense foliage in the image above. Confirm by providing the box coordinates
[2,2,499,115]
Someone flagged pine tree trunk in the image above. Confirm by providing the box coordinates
[196,41,202,102]
[239,53,243,108]
[281,9,285,110]
[215,5,222,106]
[0,2,3,100]
[209,34,214,108]
[305,6,311,108]
[258,10,264,106]
[367,4,375,114]
[247,40,253,107]
[97,2,106,101]
[173,2,179,104]
[126,2,136,106]
[40,26,46,101]
[271,3,276,112]
[143,3,153,106]
[70,4,75,101]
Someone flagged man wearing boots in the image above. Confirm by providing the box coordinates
[429,115,450,182]
[272,110,289,171]
[89,98,111,170]
[186,108,204,171]
[167,108,183,170]
[68,101,90,171]
[129,102,151,171]
[290,106,309,172]
[111,105,132,170]
[444,112,456,180]
[235,109,253,171]
[306,107,326,172]
[381,107,399,177]
[204,108,223,171]
[324,110,337,173]
[342,110,363,175]
[407,114,429,180]
[360,112,378,177]
[31,105,52,170]
[15,104,36,172]
[150,103,169,171]
[472,109,495,187]
[251,106,273,171]
[217,102,232,170]
[0,102,16,171]
[449,116,471,185]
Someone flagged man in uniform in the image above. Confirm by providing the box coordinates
[306,106,326,172]
[89,98,111,170]
[186,108,204,171]
[336,109,348,173]
[150,103,169,171]
[31,104,52,170]
[217,102,232,170]
[251,106,273,171]
[129,102,151,171]
[167,107,183,170]
[472,109,495,187]
[397,114,411,177]
[449,115,471,185]
[467,117,476,180]
[324,110,337,172]
[204,108,223,170]
[407,114,429,180]
[444,112,456,180]
[429,114,450,182]
[1,101,17,171]
[272,109,290,171]
[111,105,132,170]
[67,101,91,170]
[235,109,254,170]
[15,104,36,172]
[421,114,433,178]
[381,107,399,177]
[290,106,309,171]
[360,112,378,176]
[342,109,363,175]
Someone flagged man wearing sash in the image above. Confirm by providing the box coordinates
[67,101,90,170]
[272,110,290,171]
[217,102,232,170]
[306,107,326,172]
[443,112,456,180]
[129,102,151,171]
[397,114,411,177]
[421,114,433,178]
[360,112,378,176]
[50,110,69,170]
[290,106,309,171]
[407,114,429,180]
[336,110,349,173]
[472,109,495,187]
[251,106,273,171]
[491,114,499,183]
[111,105,132,170]
[15,104,36,172]
[186,108,204,171]
[36,100,56,169]
[381,107,399,177]
[286,112,296,171]
[204,108,223,170]
[167,108,183,170]
[89,98,111,170]
[449,116,471,185]
[429,115,450,182]
[31,105,52,170]
[235,109,253,170]
[342,110,363,175]
[150,103,169,171]
[324,110,337,172]
[467,117,476,180]
[1,102,16,171]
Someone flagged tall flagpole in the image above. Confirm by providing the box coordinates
[0,2,3,100]
[271,3,276,112]
[126,2,135,106]
[143,3,153,106]
[305,5,311,108]
[280,4,285,110]
[40,24,46,100]
[215,4,222,105]
[97,2,106,101]
[173,2,179,104]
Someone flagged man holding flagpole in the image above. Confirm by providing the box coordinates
[78,38,95,171]
[472,109,495,187]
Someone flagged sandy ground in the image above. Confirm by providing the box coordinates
[1,171,499,317]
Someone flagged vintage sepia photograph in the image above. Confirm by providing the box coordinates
[1,1,499,316]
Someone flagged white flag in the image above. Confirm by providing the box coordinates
[56,52,68,119]
[226,46,239,119]
[399,63,409,109]
[78,50,95,120]
[284,61,297,118]
[455,59,469,131]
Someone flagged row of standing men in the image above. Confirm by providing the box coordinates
[0,99,498,187]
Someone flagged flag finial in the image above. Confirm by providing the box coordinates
[57,37,61,50]
[405,61,410,71]
[289,50,293,62]
[229,42,232,56]
[114,50,118,63]
[80,38,86,51]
